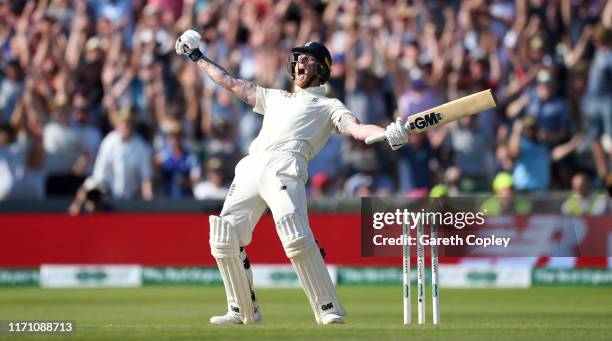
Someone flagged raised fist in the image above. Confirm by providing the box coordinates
[175,29,201,56]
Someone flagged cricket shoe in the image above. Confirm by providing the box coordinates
[318,313,345,325]
[209,308,262,325]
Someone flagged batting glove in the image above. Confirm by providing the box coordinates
[385,117,409,150]
[175,29,204,62]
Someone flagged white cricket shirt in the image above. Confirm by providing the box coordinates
[92,131,152,199]
[250,85,353,161]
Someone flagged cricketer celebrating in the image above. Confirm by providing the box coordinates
[175,29,408,325]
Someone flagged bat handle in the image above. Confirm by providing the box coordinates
[365,131,387,145]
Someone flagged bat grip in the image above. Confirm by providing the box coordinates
[365,131,387,145]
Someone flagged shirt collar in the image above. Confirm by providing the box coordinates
[294,85,326,96]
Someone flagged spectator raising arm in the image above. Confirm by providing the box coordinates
[508,119,523,159]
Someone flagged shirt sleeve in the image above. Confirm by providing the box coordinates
[92,136,112,184]
[253,86,270,115]
[329,99,355,132]
[188,154,202,180]
[587,109,604,138]
[139,142,153,180]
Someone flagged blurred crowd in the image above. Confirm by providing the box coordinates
[1,0,611,206]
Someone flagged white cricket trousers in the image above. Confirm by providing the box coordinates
[214,151,345,322]
[220,151,309,246]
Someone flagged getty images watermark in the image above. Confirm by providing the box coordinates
[371,208,510,249]
[360,196,605,258]
[360,197,518,257]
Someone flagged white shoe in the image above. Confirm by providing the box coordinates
[210,308,262,325]
[319,313,345,325]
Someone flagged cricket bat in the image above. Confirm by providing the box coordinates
[365,89,497,145]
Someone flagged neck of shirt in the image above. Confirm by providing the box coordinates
[294,85,325,96]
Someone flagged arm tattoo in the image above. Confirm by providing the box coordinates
[337,114,359,135]
[196,56,256,106]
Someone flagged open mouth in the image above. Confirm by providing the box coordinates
[297,67,305,75]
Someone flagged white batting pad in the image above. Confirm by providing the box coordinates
[209,215,257,324]
[276,214,345,322]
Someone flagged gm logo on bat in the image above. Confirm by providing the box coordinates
[410,112,443,130]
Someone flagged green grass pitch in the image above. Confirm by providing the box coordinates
[1,286,611,340]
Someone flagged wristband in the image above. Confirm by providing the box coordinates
[188,49,203,62]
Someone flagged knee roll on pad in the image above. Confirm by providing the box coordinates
[209,215,256,324]
[209,215,240,258]
[275,213,317,258]
[276,213,345,322]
